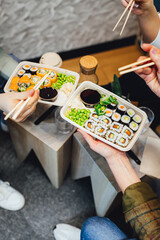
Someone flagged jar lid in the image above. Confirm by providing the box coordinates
[39,52,62,68]
[80,55,98,70]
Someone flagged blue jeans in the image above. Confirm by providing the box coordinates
[81,217,137,240]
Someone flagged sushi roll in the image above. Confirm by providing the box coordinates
[127,108,135,118]
[30,66,38,75]
[108,103,117,110]
[129,121,139,132]
[105,108,113,117]
[100,116,112,127]
[24,73,31,79]
[18,69,25,77]
[48,70,57,83]
[90,112,99,122]
[18,75,31,92]
[30,75,41,85]
[116,134,128,147]
[85,120,95,132]
[41,78,52,88]
[94,125,107,137]
[133,114,142,124]
[36,68,47,77]
[110,122,123,133]
[112,112,121,122]
[22,64,31,72]
[9,76,19,91]
[121,115,130,125]
[122,126,134,139]
[106,130,118,143]
[117,104,126,115]
[18,75,30,86]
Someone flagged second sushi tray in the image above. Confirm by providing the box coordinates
[60,81,147,151]
[4,61,80,106]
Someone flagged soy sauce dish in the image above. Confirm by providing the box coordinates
[40,87,58,101]
[80,89,101,107]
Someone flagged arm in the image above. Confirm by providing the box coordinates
[121,0,160,44]
[0,89,39,122]
[134,43,160,97]
[78,129,140,193]
[78,129,160,239]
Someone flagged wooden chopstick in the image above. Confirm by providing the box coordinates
[118,57,152,71]
[5,73,48,121]
[113,0,135,35]
[119,62,155,75]
[4,100,24,121]
[113,0,134,31]
[120,0,135,36]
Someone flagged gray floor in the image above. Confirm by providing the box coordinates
[0,128,95,240]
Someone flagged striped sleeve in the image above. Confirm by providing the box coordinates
[122,182,160,240]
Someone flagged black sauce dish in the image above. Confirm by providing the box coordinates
[40,87,58,101]
[80,89,101,108]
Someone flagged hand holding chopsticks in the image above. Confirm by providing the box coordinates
[4,73,48,121]
[118,57,155,75]
[113,0,135,35]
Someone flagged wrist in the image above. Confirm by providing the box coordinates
[138,5,157,19]
[105,151,127,165]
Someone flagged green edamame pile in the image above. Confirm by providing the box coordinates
[65,108,91,127]
[52,73,75,89]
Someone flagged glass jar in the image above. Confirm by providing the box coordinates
[78,55,99,85]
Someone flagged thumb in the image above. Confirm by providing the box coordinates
[12,89,35,100]
[150,47,160,71]
[141,43,152,53]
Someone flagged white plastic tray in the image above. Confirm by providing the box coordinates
[60,81,147,151]
[4,61,80,106]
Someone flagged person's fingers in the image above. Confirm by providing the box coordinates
[16,103,37,122]
[137,56,148,62]
[121,0,129,8]
[135,66,152,75]
[9,89,36,100]
[29,89,39,98]
[141,43,153,52]
[149,47,160,73]
[134,55,153,75]
[26,90,39,108]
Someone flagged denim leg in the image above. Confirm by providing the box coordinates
[81,217,127,240]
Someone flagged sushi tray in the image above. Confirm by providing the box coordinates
[4,61,80,106]
[60,81,147,151]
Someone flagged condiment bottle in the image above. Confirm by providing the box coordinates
[78,55,99,85]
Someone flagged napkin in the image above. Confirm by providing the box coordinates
[140,136,160,178]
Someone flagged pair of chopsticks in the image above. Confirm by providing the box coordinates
[4,73,49,121]
[113,0,135,35]
[118,57,155,75]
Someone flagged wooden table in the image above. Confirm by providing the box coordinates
[71,128,159,217]
[7,103,76,189]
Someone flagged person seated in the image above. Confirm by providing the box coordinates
[53,44,160,240]
[0,89,39,211]
[121,0,160,48]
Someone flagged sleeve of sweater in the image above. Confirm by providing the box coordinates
[122,182,160,240]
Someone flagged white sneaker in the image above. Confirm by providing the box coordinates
[53,224,81,240]
[0,180,25,211]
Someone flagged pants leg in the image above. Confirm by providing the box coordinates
[80,217,127,240]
